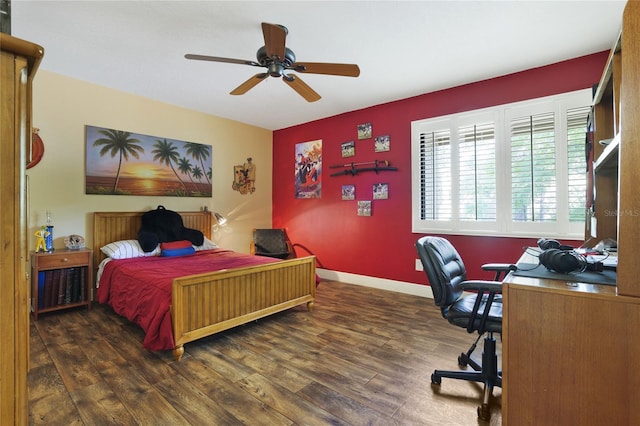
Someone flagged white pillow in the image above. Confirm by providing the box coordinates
[193,237,219,251]
[101,239,160,259]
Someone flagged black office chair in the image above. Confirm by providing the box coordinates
[251,228,295,259]
[415,236,515,420]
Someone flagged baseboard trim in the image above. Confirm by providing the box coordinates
[316,269,433,299]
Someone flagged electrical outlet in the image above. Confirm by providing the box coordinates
[415,259,423,271]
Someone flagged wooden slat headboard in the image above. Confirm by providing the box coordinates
[93,211,212,270]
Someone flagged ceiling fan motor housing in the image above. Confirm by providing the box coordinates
[257,45,296,77]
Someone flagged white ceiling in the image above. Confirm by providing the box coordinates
[11,1,625,131]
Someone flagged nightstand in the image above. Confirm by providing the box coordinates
[30,249,93,320]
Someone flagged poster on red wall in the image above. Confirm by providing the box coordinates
[295,139,322,199]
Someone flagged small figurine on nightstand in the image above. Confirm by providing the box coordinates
[34,226,50,252]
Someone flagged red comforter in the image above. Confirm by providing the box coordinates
[97,249,279,351]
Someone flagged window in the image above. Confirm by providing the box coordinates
[411,89,591,238]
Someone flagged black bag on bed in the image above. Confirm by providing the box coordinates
[137,205,204,252]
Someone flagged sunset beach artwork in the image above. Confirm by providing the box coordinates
[85,125,212,197]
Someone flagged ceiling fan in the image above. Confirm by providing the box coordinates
[185,22,360,102]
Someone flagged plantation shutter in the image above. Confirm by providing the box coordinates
[567,106,590,222]
[510,112,556,222]
[419,129,451,220]
[458,123,496,221]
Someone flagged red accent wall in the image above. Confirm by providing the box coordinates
[273,52,608,286]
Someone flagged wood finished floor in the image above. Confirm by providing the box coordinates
[28,280,502,425]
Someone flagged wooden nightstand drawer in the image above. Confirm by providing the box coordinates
[35,251,91,269]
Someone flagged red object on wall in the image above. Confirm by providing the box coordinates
[27,128,44,169]
[272,52,608,286]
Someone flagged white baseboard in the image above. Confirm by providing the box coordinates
[317,268,433,299]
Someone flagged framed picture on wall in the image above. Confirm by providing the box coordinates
[341,141,355,158]
[374,135,390,152]
[357,200,372,216]
[373,183,388,199]
[85,125,212,197]
[342,184,355,200]
[357,123,372,140]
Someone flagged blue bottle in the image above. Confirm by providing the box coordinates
[45,210,54,252]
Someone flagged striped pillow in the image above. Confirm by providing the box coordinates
[101,240,159,259]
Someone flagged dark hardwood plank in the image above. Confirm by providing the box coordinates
[210,335,315,393]
[236,373,345,425]
[41,342,102,393]
[169,357,294,425]
[69,381,138,426]
[153,374,240,425]
[297,380,400,426]
[95,359,187,424]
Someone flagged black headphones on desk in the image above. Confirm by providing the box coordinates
[538,248,604,273]
[536,238,604,273]
[537,238,574,251]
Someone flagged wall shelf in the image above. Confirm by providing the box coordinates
[593,132,619,173]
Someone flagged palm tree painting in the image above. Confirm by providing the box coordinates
[85,125,212,197]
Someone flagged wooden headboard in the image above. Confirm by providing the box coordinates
[93,210,212,270]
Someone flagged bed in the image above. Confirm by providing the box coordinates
[93,210,316,361]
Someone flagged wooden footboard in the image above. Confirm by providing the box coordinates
[170,256,316,361]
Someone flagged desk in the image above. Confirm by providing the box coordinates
[502,250,640,425]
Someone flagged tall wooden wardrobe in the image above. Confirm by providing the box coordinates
[0,33,43,424]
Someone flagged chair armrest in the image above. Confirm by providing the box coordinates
[460,280,503,334]
[460,280,503,294]
[482,263,517,281]
[482,263,517,272]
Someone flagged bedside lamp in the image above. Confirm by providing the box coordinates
[214,212,227,226]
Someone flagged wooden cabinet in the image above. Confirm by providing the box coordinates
[0,33,43,425]
[588,0,640,298]
[504,2,640,424]
[30,249,93,320]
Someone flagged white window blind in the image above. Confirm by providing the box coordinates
[459,123,496,221]
[411,89,591,238]
[567,106,591,223]
[510,112,557,223]
[419,129,451,220]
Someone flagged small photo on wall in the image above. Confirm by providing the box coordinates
[357,200,372,216]
[373,183,389,199]
[357,122,372,140]
[375,135,390,152]
[341,141,355,158]
[342,184,355,200]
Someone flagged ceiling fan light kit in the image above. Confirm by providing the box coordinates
[185,22,360,102]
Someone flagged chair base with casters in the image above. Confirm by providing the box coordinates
[416,236,512,421]
[431,332,501,420]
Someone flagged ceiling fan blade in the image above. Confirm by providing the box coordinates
[261,22,287,60]
[283,74,321,102]
[292,62,360,77]
[230,73,269,95]
[185,54,260,67]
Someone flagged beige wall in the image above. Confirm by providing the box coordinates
[28,71,273,254]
